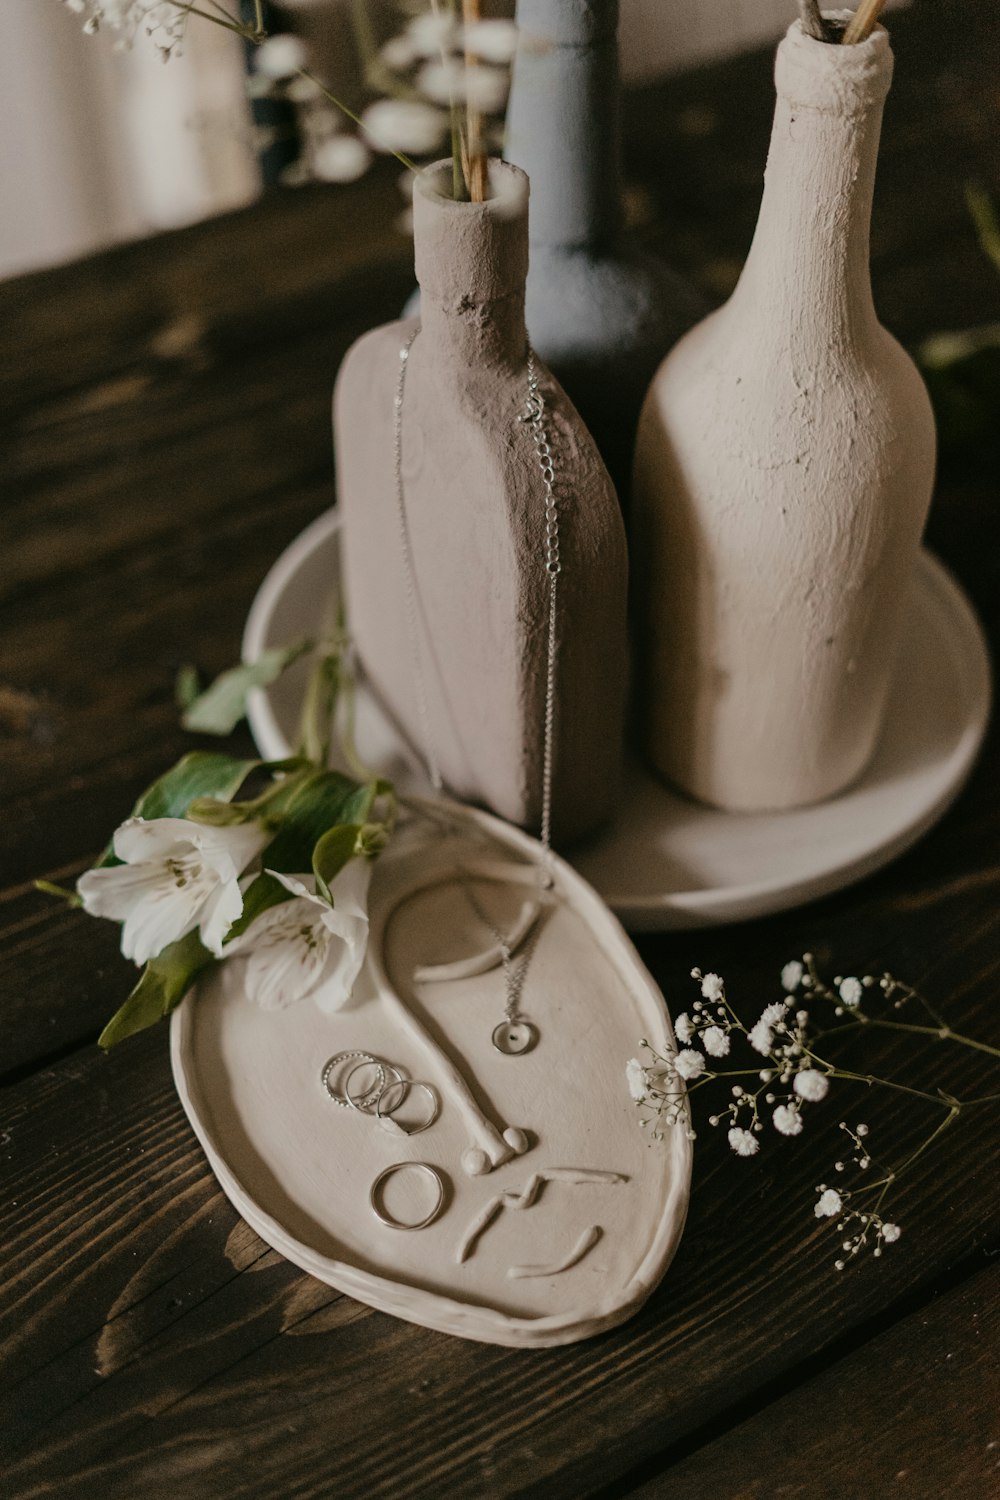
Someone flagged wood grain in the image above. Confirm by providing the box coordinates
[625,1261,1000,1499]
[1,1,1000,1494]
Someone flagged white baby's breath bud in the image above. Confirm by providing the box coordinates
[674,1012,694,1044]
[732,1085,743,1098]
[361,100,447,155]
[416,59,466,104]
[882,1223,901,1242]
[312,135,372,183]
[781,959,804,991]
[407,11,458,56]
[625,1057,647,1102]
[381,34,418,71]
[464,65,510,114]
[839,976,863,1007]
[462,18,519,63]
[674,1048,705,1081]
[748,1020,774,1055]
[728,1127,759,1157]
[793,1068,829,1103]
[856,1123,869,1136]
[815,1188,843,1218]
[255,34,308,79]
[703,1025,730,1058]
[759,1069,773,1082]
[700,972,725,1001]
[796,1010,810,1027]
[773,1104,804,1136]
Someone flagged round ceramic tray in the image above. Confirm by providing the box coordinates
[243,508,991,931]
[171,797,691,1348]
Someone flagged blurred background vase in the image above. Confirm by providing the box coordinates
[501,0,706,503]
[632,14,936,813]
[335,161,628,845]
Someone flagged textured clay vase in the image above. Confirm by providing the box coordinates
[503,0,705,501]
[631,15,936,813]
[335,160,628,845]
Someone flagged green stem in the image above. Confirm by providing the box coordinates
[297,68,417,172]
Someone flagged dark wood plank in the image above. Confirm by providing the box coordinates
[623,1260,1000,1500]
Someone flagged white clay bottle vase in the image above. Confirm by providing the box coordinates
[631,14,936,812]
[503,0,705,503]
[334,160,629,844]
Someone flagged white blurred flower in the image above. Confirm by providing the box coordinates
[882,1222,901,1242]
[381,33,419,71]
[312,135,372,183]
[464,65,509,114]
[226,863,370,1012]
[728,1127,759,1157]
[761,1001,788,1025]
[462,18,519,63]
[674,1048,705,1081]
[793,1068,829,1102]
[361,99,448,155]
[77,817,267,966]
[839,976,863,1008]
[625,1057,647,1102]
[255,33,308,79]
[674,1012,694,1044]
[703,1025,730,1058]
[782,959,804,992]
[407,11,458,56]
[815,1188,843,1218]
[417,58,466,104]
[773,1104,804,1136]
[700,972,725,1001]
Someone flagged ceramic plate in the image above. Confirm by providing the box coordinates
[243,508,991,930]
[171,797,691,1347]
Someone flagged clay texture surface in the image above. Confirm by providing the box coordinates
[632,16,937,811]
[335,161,628,845]
[171,798,691,1348]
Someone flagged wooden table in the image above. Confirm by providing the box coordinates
[3,2,999,1493]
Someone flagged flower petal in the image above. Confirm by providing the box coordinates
[112,816,198,864]
[198,874,245,957]
[119,881,206,966]
[243,910,332,1010]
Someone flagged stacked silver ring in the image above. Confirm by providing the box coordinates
[320,1051,439,1136]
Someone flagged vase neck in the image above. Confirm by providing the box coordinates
[412,159,530,369]
[504,0,621,251]
[730,19,893,341]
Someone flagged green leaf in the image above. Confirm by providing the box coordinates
[95,751,262,868]
[312,825,362,903]
[262,770,376,874]
[186,762,312,828]
[182,640,313,736]
[98,929,215,1049]
[174,663,202,711]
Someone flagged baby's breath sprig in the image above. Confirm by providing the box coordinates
[627,959,1000,1269]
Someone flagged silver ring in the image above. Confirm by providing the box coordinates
[344,1059,404,1114]
[321,1051,384,1109]
[375,1078,440,1135]
[369,1162,446,1231]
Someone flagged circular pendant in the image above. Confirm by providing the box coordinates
[492,1019,538,1056]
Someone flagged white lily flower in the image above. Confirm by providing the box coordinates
[77,817,268,966]
[227,862,371,1012]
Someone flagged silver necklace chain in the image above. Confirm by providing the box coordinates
[392,328,561,1039]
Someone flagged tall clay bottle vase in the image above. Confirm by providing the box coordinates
[503,0,704,501]
[334,161,628,845]
[632,16,936,812]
